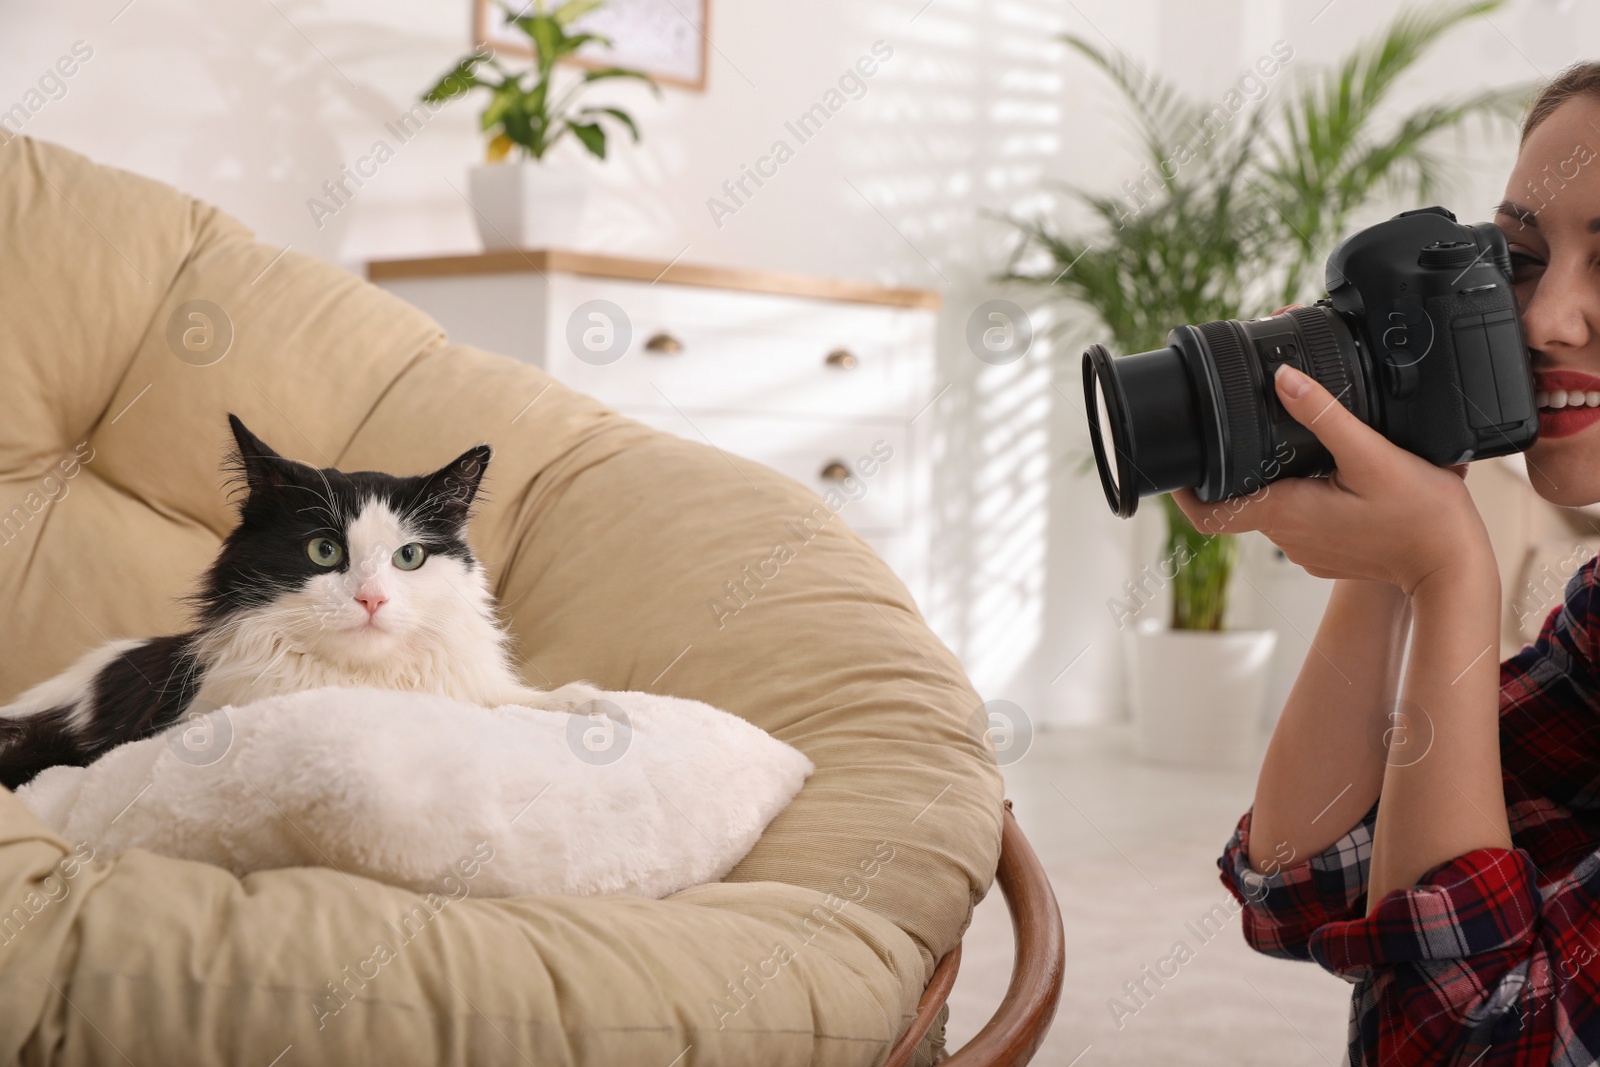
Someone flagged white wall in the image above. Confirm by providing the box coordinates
[4,0,1595,725]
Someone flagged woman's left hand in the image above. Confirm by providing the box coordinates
[1170,363,1492,598]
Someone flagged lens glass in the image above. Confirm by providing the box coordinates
[1093,372,1119,496]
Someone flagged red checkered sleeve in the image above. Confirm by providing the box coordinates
[1499,555,1600,826]
[1309,846,1550,1064]
[1216,556,1600,1065]
[1217,800,1377,961]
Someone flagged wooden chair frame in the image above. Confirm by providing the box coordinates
[883,799,1065,1066]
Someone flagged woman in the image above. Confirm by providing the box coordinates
[1180,62,1600,1065]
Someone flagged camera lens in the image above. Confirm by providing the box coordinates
[1082,305,1367,517]
[1090,371,1120,499]
[1083,341,1211,517]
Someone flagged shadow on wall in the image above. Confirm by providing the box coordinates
[58,0,462,261]
[836,0,1064,720]
[833,0,1138,726]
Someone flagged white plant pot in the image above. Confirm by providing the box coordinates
[466,161,588,250]
[1123,619,1278,769]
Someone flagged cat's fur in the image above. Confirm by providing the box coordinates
[0,415,589,789]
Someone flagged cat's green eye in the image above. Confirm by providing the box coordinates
[306,537,344,568]
[392,543,427,571]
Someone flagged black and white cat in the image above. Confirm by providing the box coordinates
[0,415,590,789]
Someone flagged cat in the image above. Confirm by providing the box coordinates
[0,414,597,790]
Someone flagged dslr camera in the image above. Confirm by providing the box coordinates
[1082,206,1536,518]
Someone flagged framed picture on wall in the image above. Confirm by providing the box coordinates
[473,0,710,91]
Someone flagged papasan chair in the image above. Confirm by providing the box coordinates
[0,137,1062,1066]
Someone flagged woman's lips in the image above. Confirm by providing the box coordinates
[1534,368,1600,440]
[1539,406,1600,439]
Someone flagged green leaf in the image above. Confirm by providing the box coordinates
[500,104,537,154]
[552,0,605,26]
[1338,86,1528,199]
[525,79,551,119]
[513,15,565,72]
[577,106,640,141]
[580,67,659,93]
[552,32,613,60]
[515,19,611,66]
[479,80,522,131]
[568,121,607,159]
[1059,35,1210,179]
[422,57,486,101]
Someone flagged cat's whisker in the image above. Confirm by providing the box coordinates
[283,471,342,528]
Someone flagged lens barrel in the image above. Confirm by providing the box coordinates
[1083,342,1209,517]
[1083,305,1365,517]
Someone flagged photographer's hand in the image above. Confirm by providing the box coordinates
[1173,362,1508,907]
[1172,362,1481,594]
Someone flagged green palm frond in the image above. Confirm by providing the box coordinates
[1257,1,1528,303]
[1062,35,1210,173]
[1338,88,1528,202]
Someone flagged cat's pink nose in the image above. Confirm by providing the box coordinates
[355,590,388,618]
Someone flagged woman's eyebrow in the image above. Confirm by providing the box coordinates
[1494,198,1600,234]
[1495,199,1540,229]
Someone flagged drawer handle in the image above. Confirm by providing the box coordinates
[820,460,852,481]
[644,331,684,355]
[824,348,858,370]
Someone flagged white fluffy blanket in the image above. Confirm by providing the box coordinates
[15,686,813,899]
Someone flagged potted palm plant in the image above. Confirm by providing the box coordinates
[1005,1,1525,765]
[423,0,658,249]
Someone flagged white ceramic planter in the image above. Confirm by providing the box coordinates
[466,162,588,250]
[1123,618,1278,769]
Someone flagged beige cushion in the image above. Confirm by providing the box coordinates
[0,137,1002,1066]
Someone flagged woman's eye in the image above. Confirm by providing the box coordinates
[306,537,344,567]
[392,543,427,571]
[1509,251,1545,279]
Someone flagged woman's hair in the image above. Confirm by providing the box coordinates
[1523,61,1600,142]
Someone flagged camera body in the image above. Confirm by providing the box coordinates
[1320,204,1535,467]
[1082,205,1538,518]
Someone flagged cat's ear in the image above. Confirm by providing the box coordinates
[417,444,492,526]
[226,414,301,495]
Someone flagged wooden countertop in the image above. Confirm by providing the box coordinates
[366,249,943,311]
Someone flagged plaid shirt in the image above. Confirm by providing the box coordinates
[1219,555,1600,1066]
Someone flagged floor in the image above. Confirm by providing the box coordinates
[941,724,1352,1066]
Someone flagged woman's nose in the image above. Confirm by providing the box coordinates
[1521,262,1597,354]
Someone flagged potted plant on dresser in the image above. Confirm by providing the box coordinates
[423,0,658,250]
[1004,2,1524,766]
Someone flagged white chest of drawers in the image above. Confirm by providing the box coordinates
[368,250,940,606]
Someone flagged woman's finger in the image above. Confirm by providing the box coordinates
[1169,488,1222,531]
[1171,482,1284,537]
[1171,488,1252,535]
[1272,364,1382,480]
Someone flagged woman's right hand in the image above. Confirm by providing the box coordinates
[1172,358,1492,596]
